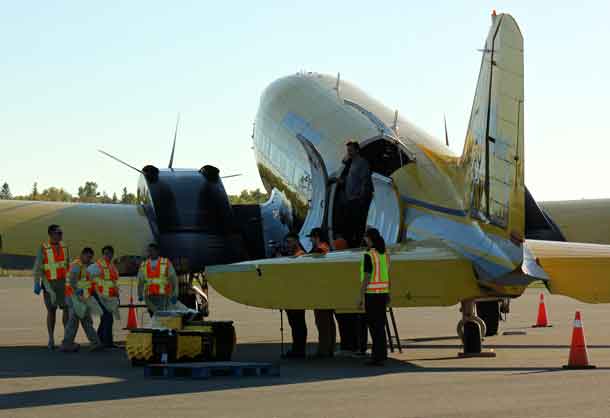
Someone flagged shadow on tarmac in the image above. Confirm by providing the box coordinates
[2,342,609,410]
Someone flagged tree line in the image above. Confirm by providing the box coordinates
[0,181,268,205]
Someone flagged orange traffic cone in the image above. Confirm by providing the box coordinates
[126,296,138,330]
[532,293,551,327]
[563,311,596,369]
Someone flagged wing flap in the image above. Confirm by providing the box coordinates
[207,241,481,309]
[526,240,610,303]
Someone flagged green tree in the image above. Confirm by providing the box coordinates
[0,182,11,200]
[31,182,39,200]
[120,187,137,204]
[99,191,113,204]
[229,188,269,205]
[112,192,118,204]
[39,187,72,202]
[78,182,99,203]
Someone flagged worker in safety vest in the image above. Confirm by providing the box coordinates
[60,247,104,352]
[33,224,71,350]
[308,227,337,358]
[281,232,307,358]
[87,245,120,348]
[137,242,178,316]
[357,228,391,366]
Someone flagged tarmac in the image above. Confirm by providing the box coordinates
[2,277,610,418]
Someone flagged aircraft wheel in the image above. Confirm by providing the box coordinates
[457,317,486,342]
[476,301,501,336]
[463,320,482,354]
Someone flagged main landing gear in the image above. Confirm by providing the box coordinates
[457,300,496,357]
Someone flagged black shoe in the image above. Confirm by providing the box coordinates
[365,359,385,366]
[282,350,306,359]
[309,352,333,359]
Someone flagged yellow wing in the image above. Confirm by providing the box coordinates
[540,199,610,245]
[526,240,610,303]
[0,200,153,273]
[207,241,482,310]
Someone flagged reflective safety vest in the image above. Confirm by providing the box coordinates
[360,249,390,294]
[65,259,95,298]
[141,257,172,296]
[318,242,330,254]
[96,258,119,298]
[41,242,68,281]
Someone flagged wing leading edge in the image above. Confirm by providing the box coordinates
[207,241,481,310]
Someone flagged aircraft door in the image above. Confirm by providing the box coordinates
[366,173,401,245]
[296,135,328,252]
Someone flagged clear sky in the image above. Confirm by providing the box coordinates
[1,1,609,201]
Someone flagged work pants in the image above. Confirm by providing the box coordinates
[356,313,368,354]
[365,293,388,361]
[314,309,336,356]
[335,313,358,351]
[95,294,114,347]
[63,307,100,346]
[285,309,307,354]
[345,198,371,247]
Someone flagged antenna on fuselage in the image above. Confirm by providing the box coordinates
[334,72,341,97]
[168,113,180,169]
[98,150,143,174]
[443,114,450,147]
[392,110,399,136]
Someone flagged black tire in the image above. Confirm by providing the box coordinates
[477,301,501,336]
[213,324,236,361]
[463,320,482,354]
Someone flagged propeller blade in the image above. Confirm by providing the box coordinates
[221,174,242,179]
[168,113,180,169]
[98,150,143,174]
[443,114,449,147]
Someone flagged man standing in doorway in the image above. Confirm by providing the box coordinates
[33,224,70,350]
[339,141,373,247]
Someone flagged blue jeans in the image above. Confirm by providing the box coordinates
[94,294,114,347]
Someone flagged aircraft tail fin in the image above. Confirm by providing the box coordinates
[460,12,525,241]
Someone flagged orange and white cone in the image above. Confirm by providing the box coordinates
[563,311,596,369]
[532,293,551,327]
[126,296,138,330]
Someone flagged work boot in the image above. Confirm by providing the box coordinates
[282,350,305,359]
[59,342,80,353]
[88,343,105,352]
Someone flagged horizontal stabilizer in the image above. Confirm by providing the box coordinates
[526,240,610,303]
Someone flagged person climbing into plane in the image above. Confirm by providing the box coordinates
[280,232,307,358]
[337,141,373,248]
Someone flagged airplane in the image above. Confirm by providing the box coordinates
[203,11,610,348]
[1,11,610,350]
